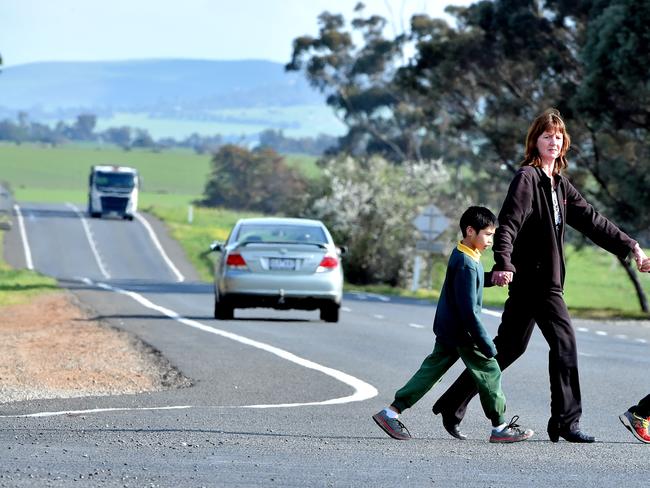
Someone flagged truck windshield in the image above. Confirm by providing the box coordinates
[95,172,136,189]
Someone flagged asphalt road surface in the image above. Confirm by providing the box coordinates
[1,202,649,487]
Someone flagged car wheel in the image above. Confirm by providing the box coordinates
[214,295,234,320]
[320,303,339,323]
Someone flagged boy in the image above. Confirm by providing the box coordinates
[372,206,533,443]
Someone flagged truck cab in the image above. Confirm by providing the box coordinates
[88,165,139,220]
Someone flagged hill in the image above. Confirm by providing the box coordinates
[0,59,344,138]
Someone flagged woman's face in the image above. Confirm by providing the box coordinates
[536,129,563,162]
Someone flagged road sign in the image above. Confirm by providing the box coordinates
[415,240,446,253]
[413,204,450,241]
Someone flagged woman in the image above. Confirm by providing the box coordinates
[432,108,650,443]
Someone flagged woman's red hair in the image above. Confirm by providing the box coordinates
[521,108,571,174]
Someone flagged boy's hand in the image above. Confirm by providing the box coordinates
[492,271,513,286]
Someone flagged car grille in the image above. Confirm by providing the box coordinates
[101,196,129,213]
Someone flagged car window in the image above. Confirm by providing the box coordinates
[236,224,328,244]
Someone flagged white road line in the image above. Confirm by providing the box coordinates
[635,338,648,344]
[2,405,193,419]
[577,327,589,332]
[13,204,33,270]
[341,306,352,312]
[367,293,390,302]
[110,278,376,410]
[578,352,595,357]
[614,334,628,340]
[373,314,385,320]
[134,212,184,282]
[481,308,502,318]
[66,203,110,279]
[408,323,425,329]
[92,278,377,408]
[3,278,378,418]
[595,331,608,336]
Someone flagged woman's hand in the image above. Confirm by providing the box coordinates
[492,271,513,286]
[633,244,650,273]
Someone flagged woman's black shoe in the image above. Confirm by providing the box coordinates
[547,419,595,443]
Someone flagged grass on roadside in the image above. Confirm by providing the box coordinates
[0,233,59,307]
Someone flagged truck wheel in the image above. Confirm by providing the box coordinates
[320,303,339,323]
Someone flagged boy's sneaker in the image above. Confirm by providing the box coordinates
[489,415,534,443]
[372,410,412,440]
[619,410,650,444]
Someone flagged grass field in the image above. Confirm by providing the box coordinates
[1,142,649,317]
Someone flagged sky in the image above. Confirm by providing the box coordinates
[0,0,475,67]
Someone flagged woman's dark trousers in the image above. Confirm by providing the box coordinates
[432,290,583,430]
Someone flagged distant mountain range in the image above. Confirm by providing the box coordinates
[0,59,343,138]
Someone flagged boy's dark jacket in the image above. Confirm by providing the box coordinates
[493,166,636,292]
[433,247,497,358]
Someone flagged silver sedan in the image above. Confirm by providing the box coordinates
[210,217,345,322]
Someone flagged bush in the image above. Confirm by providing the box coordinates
[309,155,449,285]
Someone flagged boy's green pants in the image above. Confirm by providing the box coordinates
[391,341,506,426]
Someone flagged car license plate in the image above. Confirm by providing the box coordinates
[269,258,296,270]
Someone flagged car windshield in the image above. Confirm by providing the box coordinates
[95,172,136,189]
[235,224,328,245]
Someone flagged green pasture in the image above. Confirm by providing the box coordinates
[0,142,211,199]
[1,143,649,317]
[0,143,320,204]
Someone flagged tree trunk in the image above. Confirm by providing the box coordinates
[617,255,649,313]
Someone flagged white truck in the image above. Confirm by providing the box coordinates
[87,165,139,220]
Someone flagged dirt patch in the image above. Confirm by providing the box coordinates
[0,292,190,404]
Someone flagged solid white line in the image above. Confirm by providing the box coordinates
[367,293,390,302]
[66,203,110,279]
[2,405,193,419]
[92,278,377,409]
[134,212,184,282]
[4,276,378,418]
[481,308,502,318]
[13,204,33,270]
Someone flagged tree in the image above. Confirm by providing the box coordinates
[71,113,97,140]
[287,5,438,162]
[201,145,309,215]
[310,154,450,285]
[289,1,650,310]
[102,126,132,150]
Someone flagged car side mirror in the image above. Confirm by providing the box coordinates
[337,245,348,257]
[209,241,224,253]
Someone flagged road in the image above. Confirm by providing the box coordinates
[1,202,649,487]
